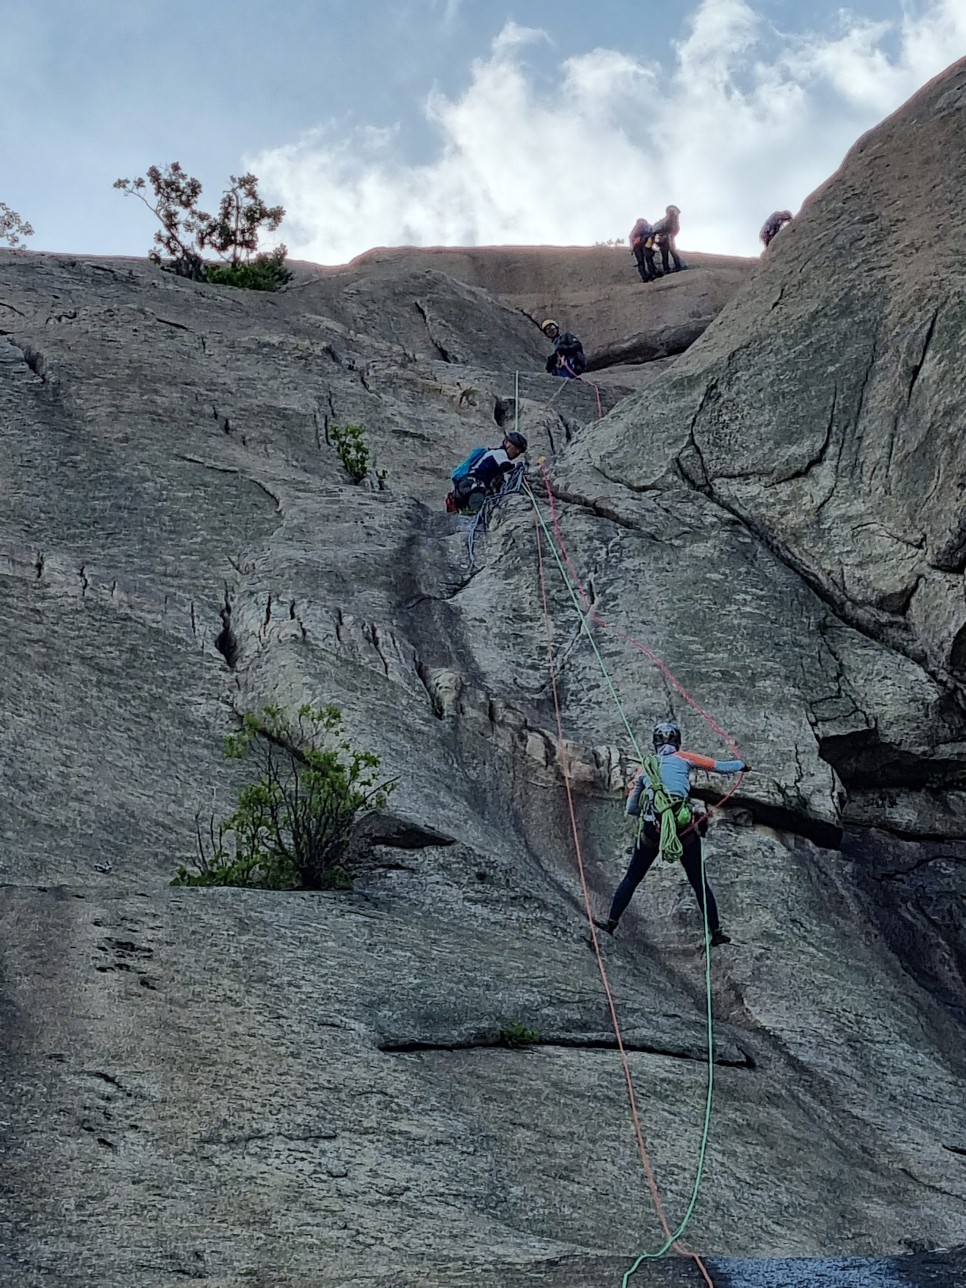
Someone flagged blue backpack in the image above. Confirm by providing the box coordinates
[451,446,486,483]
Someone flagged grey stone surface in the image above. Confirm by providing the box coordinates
[1,64,966,1288]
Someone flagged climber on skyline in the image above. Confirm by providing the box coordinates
[650,205,685,274]
[596,720,748,947]
[760,210,793,249]
[629,217,658,283]
[445,431,527,514]
[541,319,586,378]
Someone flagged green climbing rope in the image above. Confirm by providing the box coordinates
[524,482,718,1283]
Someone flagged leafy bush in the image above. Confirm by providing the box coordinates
[173,705,396,890]
[114,162,290,290]
[0,202,34,248]
[330,423,371,484]
[499,1020,541,1049]
[206,248,293,291]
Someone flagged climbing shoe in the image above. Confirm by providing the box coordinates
[594,917,618,936]
[709,928,731,947]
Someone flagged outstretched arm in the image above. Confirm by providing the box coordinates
[680,750,748,774]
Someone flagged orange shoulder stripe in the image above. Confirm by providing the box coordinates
[679,750,717,771]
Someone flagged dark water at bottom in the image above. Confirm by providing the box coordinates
[706,1250,964,1288]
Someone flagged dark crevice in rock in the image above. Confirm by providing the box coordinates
[764,385,838,491]
[897,1165,965,1202]
[906,306,939,406]
[209,405,232,435]
[413,299,455,362]
[548,482,650,534]
[251,477,283,511]
[415,660,446,719]
[379,1034,755,1067]
[943,1143,966,1157]
[950,623,966,675]
[873,853,961,881]
[214,588,239,669]
[20,342,49,382]
[154,315,193,333]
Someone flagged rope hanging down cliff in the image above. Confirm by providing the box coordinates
[528,484,722,1288]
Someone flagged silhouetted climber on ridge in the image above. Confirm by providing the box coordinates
[541,319,586,378]
[760,210,793,250]
[628,217,658,283]
[445,432,527,514]
[595,720,749,947]
[650,205,685,274]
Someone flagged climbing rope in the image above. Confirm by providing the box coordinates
[527,483,735,1288]
[636,756,687,865]
[457,366,601,575]
[530,497,721,1282]
[534,461,745,807]
[464,460,527,570]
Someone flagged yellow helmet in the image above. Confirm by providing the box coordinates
[541,318,559,336]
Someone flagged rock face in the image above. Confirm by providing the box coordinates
[2,64,966,1288]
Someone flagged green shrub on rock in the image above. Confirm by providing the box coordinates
[330,423,372,483]
[206,248,293,291]
[173,705,395,890]
[499,1020,541,1049]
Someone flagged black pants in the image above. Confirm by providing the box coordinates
[658,237,683,273]
[632,242,658,281]
[608,822,720,931]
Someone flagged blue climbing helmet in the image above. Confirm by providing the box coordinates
[652,720,681,752]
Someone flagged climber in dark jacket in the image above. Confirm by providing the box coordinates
[629,217,658,282]
[596,720,748,946]
[541,319,586,377]
[760,210,793,249]
[650,205,684,273]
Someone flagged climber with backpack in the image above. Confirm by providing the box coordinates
[650,205,685,274]
[445,431,528,514]
[541,319,587,378]
[629,217,658,283]
[760,209,793,250]
[596,720,748,946]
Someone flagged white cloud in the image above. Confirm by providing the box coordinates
[249,1,966,264]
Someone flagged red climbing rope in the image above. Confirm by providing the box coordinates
[536,459,746,817]
[532,508,717,1288]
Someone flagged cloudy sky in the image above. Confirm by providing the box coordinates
[3,0,964,264]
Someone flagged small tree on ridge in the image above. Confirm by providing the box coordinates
[0,202,34,249]
[114,162,290,288]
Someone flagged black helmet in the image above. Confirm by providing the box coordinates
[505,430,528,451]
[652,720,681,751]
